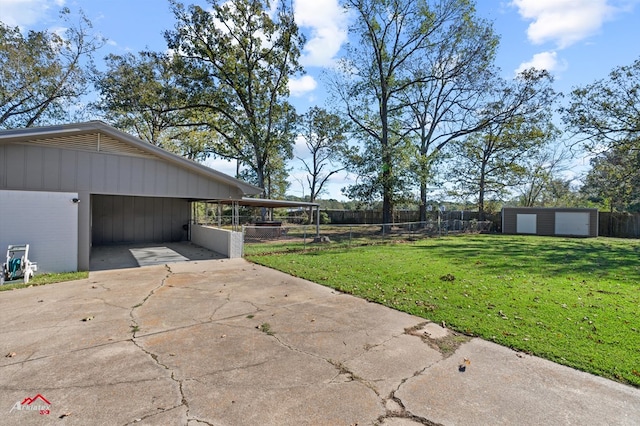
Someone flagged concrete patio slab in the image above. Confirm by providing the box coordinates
[0,258,638,425]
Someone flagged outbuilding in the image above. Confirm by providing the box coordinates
[501,207,599,237]
[0,121,262,272]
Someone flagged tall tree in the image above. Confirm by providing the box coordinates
[297,107,351,202]
[563,57,640,153]
[94,52,212,159]
[95,53,183,145]
[164,0,304,197]
[329,0,498,227]
[399,5,498,222]
[296,107,352,222]
[517,144,577,207]
[564,57,640,213]
[0,9,103,128]
[447,69,559,219]
[581,143,640,212]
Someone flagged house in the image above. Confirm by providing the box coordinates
[502,207,599,237]
[0,121,262,272]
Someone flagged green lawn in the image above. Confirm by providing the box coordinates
[247,234,640,387]
[0,271,88,291]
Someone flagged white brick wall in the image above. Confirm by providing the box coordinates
[0,190,78,273]
[190,224,243,258]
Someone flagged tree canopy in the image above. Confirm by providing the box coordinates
[6,3,640,215]
[94,52,209,159]
[447,69,559,219]
[564,57,640,153]
[297,107,351,204]
[329,0,498,226]
[164,0,304,197]
[0,9,103,128]
[581,143,640,212]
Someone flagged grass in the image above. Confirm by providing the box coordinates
[0,271,89,291]
[247,234,640,387]
[258,322,274,335]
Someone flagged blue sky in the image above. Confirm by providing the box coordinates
[1,0,639,200]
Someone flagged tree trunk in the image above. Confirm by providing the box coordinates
[478,160,487,221]
[419,181,427,223]
[382,149,393,232]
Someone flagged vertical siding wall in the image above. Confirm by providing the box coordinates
[92,195,189,244]
[0,142,241,199]
[502,208,598,237]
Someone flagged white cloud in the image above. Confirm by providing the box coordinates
[293,134,309,159]
[511,0,617,48]
[294,0,348,67]
[203,157,238,177]
[288,75,318,97]
[0,0,65,28]
[515,50,567,74]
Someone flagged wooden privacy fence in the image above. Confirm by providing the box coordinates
[324,210,501,231]
[324,209,640,238]
[598,212,640,238]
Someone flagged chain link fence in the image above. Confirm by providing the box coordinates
[243,220,493,255]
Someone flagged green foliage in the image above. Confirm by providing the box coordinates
[165,0,304,194]
[95,52,212,160]
[319,211,331,224]
[0,271,88,291]
[581,142,640,212]
[515,144,586,208]
[399,1,499,221]
[298,107,351,203]
[332,0,495,223]
[248,235,640,386]
[564,57,640,153]
[447,69,560,217]
[330,0,510,224]
[0,9,103,128]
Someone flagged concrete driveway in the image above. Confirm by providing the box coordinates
[1,258,639,425]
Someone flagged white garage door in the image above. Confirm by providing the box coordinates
[516,214,537,234]
[555,212,590,236]
[0,190,78,273]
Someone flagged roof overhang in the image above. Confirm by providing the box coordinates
[206,197,319,209]
[0,121,263,196]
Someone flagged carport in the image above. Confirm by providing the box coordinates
[0,121,262,272]
[205,197,321,236]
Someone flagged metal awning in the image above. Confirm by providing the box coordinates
[203,197,321,235]
[208,197,319,209]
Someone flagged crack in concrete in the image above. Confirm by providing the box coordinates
[263,323,387,400]
[126,267,195,424]
[370,326,457,426]
[187,419,216,426]
[121,404,184,426]
[0,336,136,368]
[376,395,445,426]
[328,359,382,397]
[405,322,471,359]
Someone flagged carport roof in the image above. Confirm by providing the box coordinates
[207,197,319,209]
[0,120,263,196]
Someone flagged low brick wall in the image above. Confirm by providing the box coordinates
[191,224,243,258]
